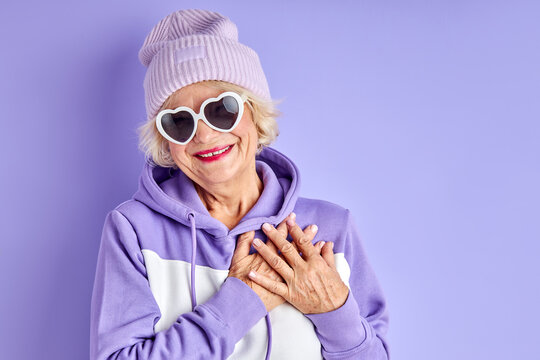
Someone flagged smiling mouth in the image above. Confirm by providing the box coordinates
[195,144,233,158]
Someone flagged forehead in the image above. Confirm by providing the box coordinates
[167,82,223,111]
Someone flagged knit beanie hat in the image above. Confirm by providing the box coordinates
[138,9,272,121]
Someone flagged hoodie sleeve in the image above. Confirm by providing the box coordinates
[90,210,267,360]
[305,209,390,359]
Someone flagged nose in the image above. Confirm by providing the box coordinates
[192,117,221,144]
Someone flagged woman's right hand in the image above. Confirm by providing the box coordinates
[228,218,289,312]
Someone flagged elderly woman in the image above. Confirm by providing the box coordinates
[90,8,389,360]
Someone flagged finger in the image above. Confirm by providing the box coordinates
[275,214,295,256]
[248,270,288,298]
[286,215,318,259]
[315,241,326,254]
[298,240,323,258]
[262,222,304,267]
[266,235,296,265]
[321,241,336,268]
[265,238,282,259]
[276,214,292,239]
[253,237,294,280]
[231,231,255,264]
[261,215,290,254]
[266,238,278,253]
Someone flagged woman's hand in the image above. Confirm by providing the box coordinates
[248,213,349,314]
[228,217,291,312]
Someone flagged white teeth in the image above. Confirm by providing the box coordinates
[198,145,231,158]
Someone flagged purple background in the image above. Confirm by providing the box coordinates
[1,1,539,359]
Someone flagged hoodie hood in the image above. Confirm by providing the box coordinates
[132,146,301,238]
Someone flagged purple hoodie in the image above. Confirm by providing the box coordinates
[90,146,390,359]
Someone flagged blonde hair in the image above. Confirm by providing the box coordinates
[136,80,283,169]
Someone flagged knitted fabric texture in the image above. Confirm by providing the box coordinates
[138,9,271,121]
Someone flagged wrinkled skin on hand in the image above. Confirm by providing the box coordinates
[249,213,349,314]
[228,214,326,312]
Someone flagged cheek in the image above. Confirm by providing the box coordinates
[250,123,259,145]
[169,143,188,160]
[236,124,258,148]
[239,116,258,142]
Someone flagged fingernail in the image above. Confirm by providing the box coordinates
[253,238,262,247]
[311,224,318,233]
[262,223,272,231]
[319,241,325,248]
[290,212,296,220]
[249,271,257,279]
[330,242,334,250]
[286,218,295,226]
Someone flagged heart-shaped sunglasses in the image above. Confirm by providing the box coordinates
[155,91,247,145]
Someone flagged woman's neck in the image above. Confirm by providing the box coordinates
[194,164,263,230]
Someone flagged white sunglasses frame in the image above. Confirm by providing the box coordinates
[155,91,247,146]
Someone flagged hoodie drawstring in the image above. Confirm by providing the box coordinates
[187,212,272,359]
[265,314,272,360]
[187,213,198,309]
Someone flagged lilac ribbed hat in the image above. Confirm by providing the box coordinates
[138,9,271,121]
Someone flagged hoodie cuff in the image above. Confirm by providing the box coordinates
[305,291,372,353]
[202,277,267,343]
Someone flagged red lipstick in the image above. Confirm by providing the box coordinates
[194,145,231,156]
[194,144,234,162]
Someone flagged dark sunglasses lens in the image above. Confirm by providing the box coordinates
[161,111,194,143]
[204,96,240,130]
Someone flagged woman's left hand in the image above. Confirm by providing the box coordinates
[248,213,350,314]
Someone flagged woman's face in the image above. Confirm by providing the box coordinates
[165,82,259,189]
